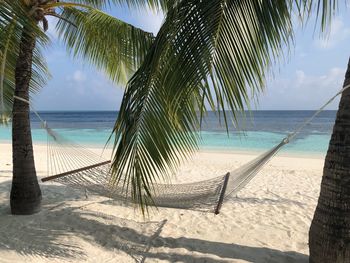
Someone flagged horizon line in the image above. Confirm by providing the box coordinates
[32,109,339,112]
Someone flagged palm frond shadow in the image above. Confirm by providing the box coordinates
[0,180,166,261]
[0,181,308,262]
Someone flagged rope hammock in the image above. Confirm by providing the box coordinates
[12,84,350,214]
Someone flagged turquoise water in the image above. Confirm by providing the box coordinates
[0,127,113,145]
[199,131,330,154]
[0,111,336,155]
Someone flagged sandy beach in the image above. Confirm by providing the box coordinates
[0,142,325,262]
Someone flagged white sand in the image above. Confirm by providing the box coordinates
[0,142,325,262]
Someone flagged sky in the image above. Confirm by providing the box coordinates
[34,4,350,111]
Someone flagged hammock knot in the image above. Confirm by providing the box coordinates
[283,138,289,144]
[41,121,47,129]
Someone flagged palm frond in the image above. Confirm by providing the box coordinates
[0,0,50,124]
[110,0,295,213]
[58,0,170,10]
[55,6,155,83]
[298,0,339,31]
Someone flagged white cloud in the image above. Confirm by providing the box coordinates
[36,69,123,111]
[295,70,306,86]
[260,67,346,110]
[72,70,86,82]
[314,17,350,49]
[298,52,307,59]
[294,67,344,91]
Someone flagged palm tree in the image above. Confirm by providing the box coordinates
[0,0,164,215]
[309,58,350,262]
[3,0,350,259]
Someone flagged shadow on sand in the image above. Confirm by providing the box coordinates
[0,180,308,262]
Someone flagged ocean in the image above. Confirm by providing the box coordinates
[0,111,336,155]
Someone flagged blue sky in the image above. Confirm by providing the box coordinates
[35,5,350,111]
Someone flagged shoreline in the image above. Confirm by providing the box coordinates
[200,147,326,160]
[0,140,326,160]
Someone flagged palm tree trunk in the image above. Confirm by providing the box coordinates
[10,27,42,215]
[309,57,350,262]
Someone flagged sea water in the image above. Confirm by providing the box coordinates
[0,111,336,156]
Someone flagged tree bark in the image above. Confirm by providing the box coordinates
[309,57,350,262]
[10,27,42,215]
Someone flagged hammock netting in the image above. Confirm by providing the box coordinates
[42,127,288,214]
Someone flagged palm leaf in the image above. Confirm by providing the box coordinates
[110,0,295,213]
[56,0,170,10]
[110,0,343,213]
[55,6,155,84]
[302,0,339,31]
[0,0,50,124]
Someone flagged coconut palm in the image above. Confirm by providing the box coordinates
[2,0,349,259]
[0,0,166,214]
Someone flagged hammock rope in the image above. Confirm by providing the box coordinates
[12,84,350,214]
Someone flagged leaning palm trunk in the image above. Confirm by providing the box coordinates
[10,27,42,215]
[309,57,350,262]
